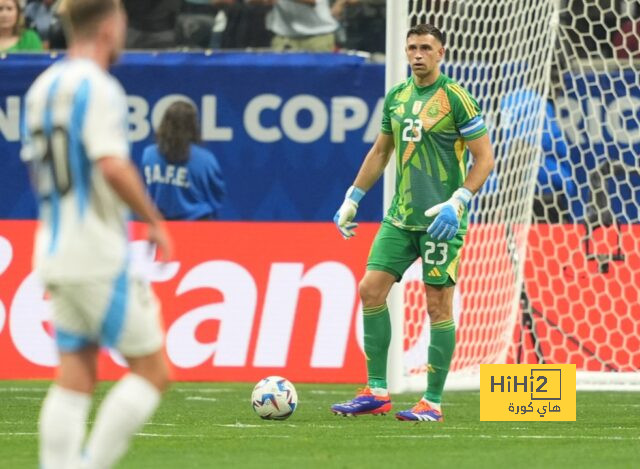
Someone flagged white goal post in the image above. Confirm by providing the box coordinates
[385,0,640,393]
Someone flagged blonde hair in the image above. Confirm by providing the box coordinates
[59,0,120,38]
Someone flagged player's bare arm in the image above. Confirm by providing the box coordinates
[352,132,395,192]
[98,156,174,261]
[425,133,494,241]
[334,133,395,238]
[462,133,494,194]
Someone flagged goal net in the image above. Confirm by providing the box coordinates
[386,0,640,392]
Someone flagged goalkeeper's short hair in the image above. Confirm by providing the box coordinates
[407,24,446,46]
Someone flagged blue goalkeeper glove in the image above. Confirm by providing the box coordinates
[334,186,366,239]
[424,187,473,241]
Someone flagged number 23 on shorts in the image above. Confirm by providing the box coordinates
[420,235,464,284]
[424,241,447,265]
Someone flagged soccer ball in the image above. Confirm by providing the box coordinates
[251,376,298,420]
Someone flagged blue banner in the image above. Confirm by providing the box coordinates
[1,53,638,222]
[0,52,384,221]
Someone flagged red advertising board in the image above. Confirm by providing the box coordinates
[0,221,638,381]
[0,221,375,382]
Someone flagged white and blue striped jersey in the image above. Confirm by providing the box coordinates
[22,58,131,282]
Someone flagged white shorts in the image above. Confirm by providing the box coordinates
[47,272,164,357]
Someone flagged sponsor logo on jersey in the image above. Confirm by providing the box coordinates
[412,101,424,115]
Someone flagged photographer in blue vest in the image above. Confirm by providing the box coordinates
[142,101,226,220]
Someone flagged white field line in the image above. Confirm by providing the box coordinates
[0,431,200,439]
[435,426,475,430]
[0,431,197,438]
[214,423,263,428]
[377,434,639,441]
[466,427,637,431]
[175,388,233,394]
[306,424,343,428]
[213,423,298,428]
[0,420,178,427]
[394,402,462,406]
[2,432,635,442]
[185,396,218,402]
[309,390,355,395]
[308,390,466,404]
[479,435,640,440]
[0,432,38,436]
[0,388,47,393]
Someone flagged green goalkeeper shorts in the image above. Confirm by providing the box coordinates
[366,221,465,286]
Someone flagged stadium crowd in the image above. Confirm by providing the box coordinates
[1,0,386,53]
[2,1,638,57]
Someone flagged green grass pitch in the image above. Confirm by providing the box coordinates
[1,381,638,468]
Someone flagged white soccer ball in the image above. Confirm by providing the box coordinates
[251,376,298,420]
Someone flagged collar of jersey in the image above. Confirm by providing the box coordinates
[411,74,443,94]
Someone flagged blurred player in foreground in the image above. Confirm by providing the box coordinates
[332,24,494,422]
[21,0,173,466]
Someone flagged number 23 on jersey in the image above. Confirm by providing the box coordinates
[402,118,423,142]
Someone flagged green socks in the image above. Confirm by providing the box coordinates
[424,319,456,404]
[362,306,454,398]
[363,304,391,389]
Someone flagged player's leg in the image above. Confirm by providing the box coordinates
[362,222,421,394]
[423,283,456,408]
[39,284,98,469]
[39,348,97,469]
[396,233,463,422]
[83,350,169,469]
[82,277,168,469]
[396,284,455,422]
[332,222,418,416]
[332,269,396,416]
[360,269,396,390]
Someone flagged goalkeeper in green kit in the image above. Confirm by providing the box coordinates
[331,24,494,422]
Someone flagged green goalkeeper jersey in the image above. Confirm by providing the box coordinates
[381,74,488,231]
